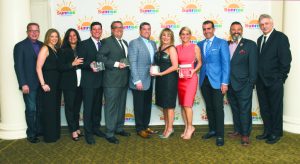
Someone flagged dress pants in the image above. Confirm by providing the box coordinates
[256,77,283,137]
[132,83,153,132]
[82,87,103,136]
[23,90,38,138]
[63,87,83,133]
[228,84,253,136]
[200,77,224,137]
[104,87,127,137]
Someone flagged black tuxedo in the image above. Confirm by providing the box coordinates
[58,46,83,133]
[256,29,292,137]
[77,37,103,137]
[228,38,258,136]
[97,36,129,137]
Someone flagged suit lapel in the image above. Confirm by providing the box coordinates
[138,37,151,61]
[25,38,38,58]
[205,37,215,59]
[261,30,275,54]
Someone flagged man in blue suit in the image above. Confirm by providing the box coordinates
[197,20,230,146]
[13,23,43,143]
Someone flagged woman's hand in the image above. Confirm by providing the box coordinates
[42,84,51,92]
[72,57,84,66]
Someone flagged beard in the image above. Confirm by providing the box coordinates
[231,33,242,42]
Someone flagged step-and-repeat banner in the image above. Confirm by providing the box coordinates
[50,0,271,125]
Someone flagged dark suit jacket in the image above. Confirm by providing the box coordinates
[57,45,80,90]
[77,38,103,89]
[229,38,258,91]
[257,29,292,86]
[13,38,43,90]
[97,36,129,87]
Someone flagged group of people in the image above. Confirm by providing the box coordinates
[13,13,291,147]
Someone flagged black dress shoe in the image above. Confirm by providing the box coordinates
[216,137,224,146]
[256,133,269,140]
[266,135,281,144]
[106,136,119,144]
[27,137,40,143]
[116,131,131,137]
[202,131,216,139]
[85,135,95,145]
[94,130,105,138]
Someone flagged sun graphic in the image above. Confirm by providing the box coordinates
[120,15,138,30]
[204,15,223,28]
[245,13,260,29]
[161,14,181,29]
[182,0,202,13]
[150,31,160,44]
[190,30,202,44]
[77,16,93,31]
[98,0,117,14]
[140,0,159,10]
[224,0,244,9]
[223,32,231,41]
[56,0,76,15]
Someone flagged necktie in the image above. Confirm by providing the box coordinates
[97,41,101,51]
[118,39,125,55]
[205,40,211,57]
[261,36,266,53]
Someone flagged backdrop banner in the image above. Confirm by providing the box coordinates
[50,0,270,125]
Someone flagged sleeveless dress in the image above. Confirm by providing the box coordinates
[40,46,61,143]
[154,46,178,109]
[176,43,198,107]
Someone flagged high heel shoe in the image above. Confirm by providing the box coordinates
[72,132,79,141]
[159,130,174,139]
[183,128,195,140]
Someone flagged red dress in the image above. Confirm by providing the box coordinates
[176,43,198,107]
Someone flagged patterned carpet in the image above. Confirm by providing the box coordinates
[1,125,300,164]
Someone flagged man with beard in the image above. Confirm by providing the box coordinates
[227,21,258,146]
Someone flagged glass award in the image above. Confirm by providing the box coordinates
[120,58,130,67]
[150,65,160,74]
[90,62,105,72]
[179,64,192,78]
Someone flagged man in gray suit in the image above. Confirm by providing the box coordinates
[128,22,157,138]
[97,21,130,144]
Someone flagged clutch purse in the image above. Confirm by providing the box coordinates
[179,64,192,78]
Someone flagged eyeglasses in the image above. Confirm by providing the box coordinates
[112,26,123,29]
[28,30,40,33]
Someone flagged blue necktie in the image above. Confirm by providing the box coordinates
[205,40,211,57]
[97,41,101,51]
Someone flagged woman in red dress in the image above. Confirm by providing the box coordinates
[176,27,202,139]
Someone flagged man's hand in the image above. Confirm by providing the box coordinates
[136,82,143,90]
[90,61,98,72]
[221,84,228,94]
[119,63,126,69]
[22,85,30,94]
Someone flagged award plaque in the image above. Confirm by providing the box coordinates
[179,64,192,78]
[150,65,160,74]
[120,58,130,67]
[90,62,105,72]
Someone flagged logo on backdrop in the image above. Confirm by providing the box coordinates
[77,16,93,31]
[159,109,181,121]
[200,108,208,121]
[140,0,159,14]
[182,0,202,14]
[224,0,244,13]
[204,15,223,28]
[56,0,76,16]
[161,15,181,29]
[120,15,138,30]
[252,107,262,122]
[97,0,117,15]
[190,30,202,44]
[125,107,135,122]
[150,31,160,45]
[245,14,260,29]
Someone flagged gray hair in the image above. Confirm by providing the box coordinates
[259,14,273,22]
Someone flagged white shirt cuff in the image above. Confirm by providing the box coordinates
[114,62,120,68]
[134,80,142,85]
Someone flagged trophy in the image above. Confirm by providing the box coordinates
[150,65,160,74]
[120,58,130,67]
[179,64,192,78]
[90,61,105,72]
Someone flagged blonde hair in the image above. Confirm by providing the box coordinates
[179,26,192,35]
[44,28,61,49]
[159,28,174,47]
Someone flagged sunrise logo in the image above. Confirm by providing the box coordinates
[77,17,93,31]
[200,108,208,121]
[223,32,231,41]
[125,108,135,122]
[252,107,262,122]
[150,31,159,45]
[224,0,244,13]
[56,0,76,16]
[121,15,138,30]
[161,15,181,29]
[245,14,259,29]
[190,30,202,44]
[140,0,159,14]
[204,15,223,28]
[98,0,117,15]
[182,0,202,14]
[159,109,180,121]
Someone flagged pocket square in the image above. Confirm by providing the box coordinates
[239,49,246,55]
[211,49,217,51]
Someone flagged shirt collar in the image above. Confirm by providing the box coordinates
[264,28,274,38]
[141,36,150,43]
[206,36,215,42]
[91,37,100,44]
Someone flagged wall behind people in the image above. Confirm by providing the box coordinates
[47,0,280,125]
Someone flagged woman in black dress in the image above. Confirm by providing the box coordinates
[36,29,61,143]
[152,28,178,139]
[58,29,84,141]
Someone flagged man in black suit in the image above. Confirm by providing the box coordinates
[78,22,105,144]
[256,14,292,144]
[227,22,257,146]
[13,23,43,143]
[97,21,130,144]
